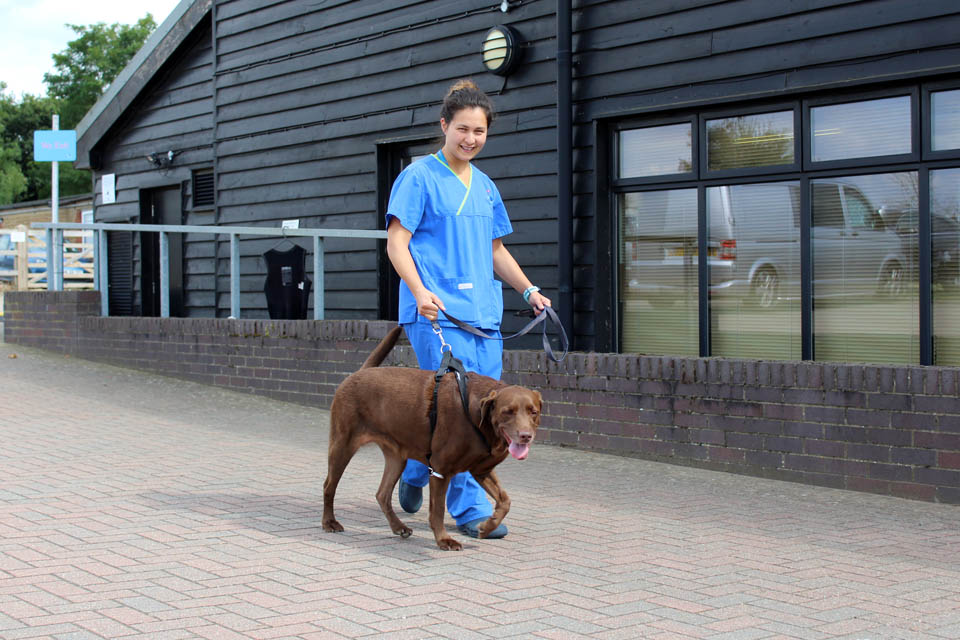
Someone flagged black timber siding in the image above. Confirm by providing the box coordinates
[92,17,215,316]
[210,0,559,324]
[86,1,960,347]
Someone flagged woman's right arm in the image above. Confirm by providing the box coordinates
[386,217,445,321]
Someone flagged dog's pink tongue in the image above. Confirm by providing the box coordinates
[509,442,529,460]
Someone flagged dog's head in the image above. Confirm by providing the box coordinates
[480,386,542,460]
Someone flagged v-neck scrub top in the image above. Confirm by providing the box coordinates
[386,153,513,330]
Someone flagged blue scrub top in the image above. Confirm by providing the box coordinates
[386,152,513,330]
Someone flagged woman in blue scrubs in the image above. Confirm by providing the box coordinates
[385,79,550,539]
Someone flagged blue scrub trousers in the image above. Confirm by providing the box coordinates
[401,320,503,526]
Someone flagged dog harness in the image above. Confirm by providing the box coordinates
[426,345,492,479]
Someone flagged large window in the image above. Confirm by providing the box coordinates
[613,83,960,365]
[812,174,919,364]
[930,168,960,364]
[619,190,698,355]
[708,182,801,360]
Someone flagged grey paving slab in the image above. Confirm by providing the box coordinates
[2,341,960,639]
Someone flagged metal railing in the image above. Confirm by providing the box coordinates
[32,222,387,319]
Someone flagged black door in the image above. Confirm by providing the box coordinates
[377,140,435,320]
[140,186,184,317]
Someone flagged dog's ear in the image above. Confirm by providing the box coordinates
[479,390,498,427]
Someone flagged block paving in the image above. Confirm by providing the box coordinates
[2,341,960,639]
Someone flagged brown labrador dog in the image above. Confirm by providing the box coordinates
[322,326,542,550]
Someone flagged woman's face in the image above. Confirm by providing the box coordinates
[440,107,488,165]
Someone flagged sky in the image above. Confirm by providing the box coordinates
[0,0,183,98]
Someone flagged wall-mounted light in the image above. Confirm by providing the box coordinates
[482,25,521,76]
[146,150,177,168]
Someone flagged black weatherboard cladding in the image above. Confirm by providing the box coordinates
[84,0,960,349]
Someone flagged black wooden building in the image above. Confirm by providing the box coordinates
[76,0,960,366]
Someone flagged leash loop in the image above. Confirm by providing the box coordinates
[437,306,569,362]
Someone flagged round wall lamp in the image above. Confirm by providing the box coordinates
[482,25,521,76]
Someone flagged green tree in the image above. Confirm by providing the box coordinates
[0,84,28,202]
[0,14,157,205]
[44,15,157,129]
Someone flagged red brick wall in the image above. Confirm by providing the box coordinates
[6,290,960,503]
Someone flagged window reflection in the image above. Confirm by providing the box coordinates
[708,182,801,359]
[811,96,911,162]
[812,173,919,364]
[619,189,698,355]
[932,90,960,151]
[930,168,960,364]
[706,111,794,171]
[619,124,692,178]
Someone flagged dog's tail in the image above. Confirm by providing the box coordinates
[361,325,403,368]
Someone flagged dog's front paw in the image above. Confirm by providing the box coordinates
[323,518,344,533]
[477,519,499,539]
[392,523,413,538]
[436,536,463,551]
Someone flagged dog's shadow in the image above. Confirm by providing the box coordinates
[135,490,470,555]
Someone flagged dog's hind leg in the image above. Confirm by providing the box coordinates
[375,450,413,538]
[322,429,358,533]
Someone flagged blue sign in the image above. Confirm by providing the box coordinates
[33,130,77,162]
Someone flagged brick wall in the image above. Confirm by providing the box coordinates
[6,290,960,504]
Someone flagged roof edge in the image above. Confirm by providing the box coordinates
[75,0,212,170]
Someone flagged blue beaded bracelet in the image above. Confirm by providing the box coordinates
[522,285,540,303]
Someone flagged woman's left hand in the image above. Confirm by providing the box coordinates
[529,290,551,314]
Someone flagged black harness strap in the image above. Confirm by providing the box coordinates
[426,350,473,478]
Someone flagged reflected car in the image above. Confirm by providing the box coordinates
[893,210,960,288]
[622,180,909,308]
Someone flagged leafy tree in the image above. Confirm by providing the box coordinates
[44,15,157,129]
[0,15,157,205]
[0,85,28,202]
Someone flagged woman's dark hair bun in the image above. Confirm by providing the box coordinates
[441,78,494,126]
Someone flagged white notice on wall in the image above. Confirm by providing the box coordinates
[281,219,300,229]
[102,174,116,204]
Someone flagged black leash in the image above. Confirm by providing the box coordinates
[438,305,569,363]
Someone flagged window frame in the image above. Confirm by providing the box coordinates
[612,114,698,187]
[803,87,920,171]
[699,101,802,180]
[922,79,960,161]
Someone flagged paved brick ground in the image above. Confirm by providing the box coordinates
[2,342,960,639]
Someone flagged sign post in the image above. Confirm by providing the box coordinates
[33,116,77,291]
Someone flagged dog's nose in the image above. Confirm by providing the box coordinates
[517,431,533,444]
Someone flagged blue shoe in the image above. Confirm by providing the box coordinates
[398,480,422,514]
[457,518,508,539]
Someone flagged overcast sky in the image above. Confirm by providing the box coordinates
[0,0,183,98]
